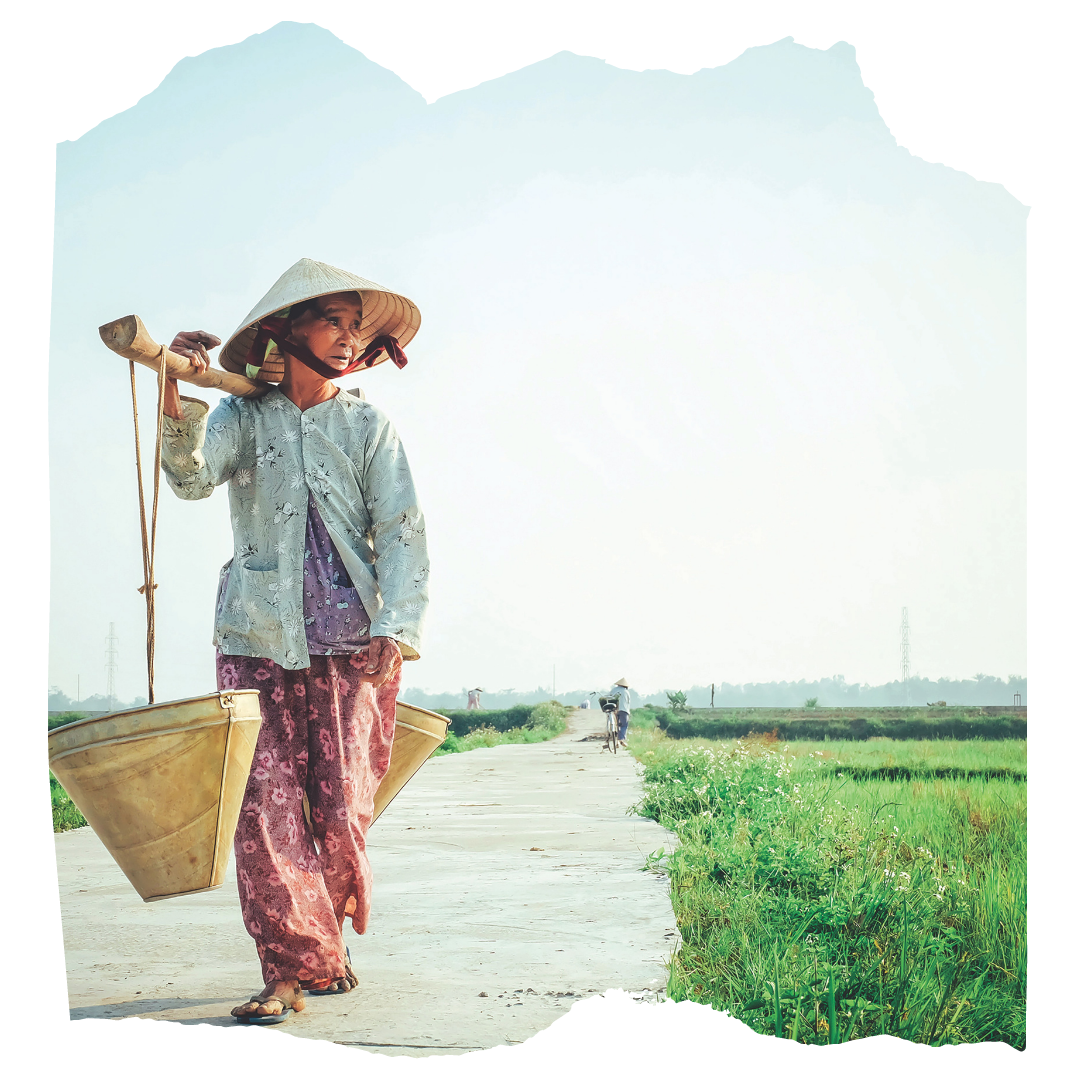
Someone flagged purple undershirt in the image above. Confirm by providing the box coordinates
[302,496,371,654]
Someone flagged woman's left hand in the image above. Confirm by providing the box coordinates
[362,637,403,686]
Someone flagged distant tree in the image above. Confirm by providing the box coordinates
[804,697,819,708]
[666,690,689,712]
[48,685,73,711]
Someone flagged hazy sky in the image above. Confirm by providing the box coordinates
[46,22,1026,704]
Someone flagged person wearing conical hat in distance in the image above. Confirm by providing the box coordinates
[466,687,484,710]
[609,679,632,747]
[159,259,428,1024]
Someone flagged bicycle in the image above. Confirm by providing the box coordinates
[598,695,619,754]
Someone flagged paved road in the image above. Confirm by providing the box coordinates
[55,707,678,1055]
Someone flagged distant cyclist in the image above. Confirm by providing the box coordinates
[608,678,631,747]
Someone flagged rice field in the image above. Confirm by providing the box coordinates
[628,729,1026,1047]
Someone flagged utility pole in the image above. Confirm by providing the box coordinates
[711,682,715,709]
[900,607,911,705]
[105,622,119,710]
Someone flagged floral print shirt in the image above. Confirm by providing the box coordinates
[161,387,429,669]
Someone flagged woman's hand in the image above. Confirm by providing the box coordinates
[163,330,221,419]
[169,330,221,373]
[361,636,403,687]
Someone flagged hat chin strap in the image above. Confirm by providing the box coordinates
[245,316,408,380]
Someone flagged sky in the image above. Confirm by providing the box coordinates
[46,19,1027,707]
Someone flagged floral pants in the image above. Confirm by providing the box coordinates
[217,651,399,985]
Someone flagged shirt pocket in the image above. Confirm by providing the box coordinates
[214,559,282,642]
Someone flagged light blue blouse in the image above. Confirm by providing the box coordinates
[160,387,429,670]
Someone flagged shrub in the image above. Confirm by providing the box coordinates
[656,713,1025,742]
[648,708,678,729]
[48,712,89,731]
[527,702,566,732]
[433,702,570,756]
[442,703,535,737]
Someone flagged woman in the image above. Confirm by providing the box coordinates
[160,258,429,1023]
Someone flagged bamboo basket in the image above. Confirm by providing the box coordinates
[50,692,447,902]
[48,691,262,902]
[302,700,450,829]
[374,701,450,822]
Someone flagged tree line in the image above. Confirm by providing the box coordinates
[48,672,1026,716]
[398,674,1027,712]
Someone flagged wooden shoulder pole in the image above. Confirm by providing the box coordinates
[99,314,270,399]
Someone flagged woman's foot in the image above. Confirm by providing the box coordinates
[231,979,306,1020]
[304,974,354,993]
[302,953,358,994]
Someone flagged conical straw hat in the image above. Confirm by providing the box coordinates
[614,678,629,688]
[220,258,421,375]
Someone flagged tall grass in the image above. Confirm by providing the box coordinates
[50,773,87,832]
[630,730,1026,1047]
[433,701,570,756]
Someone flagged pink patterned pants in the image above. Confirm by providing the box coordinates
[217,652,399,985]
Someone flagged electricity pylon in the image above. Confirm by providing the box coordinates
[105,622,119,710]
[900,607,911,705]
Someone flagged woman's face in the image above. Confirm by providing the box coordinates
[288,292,364,370]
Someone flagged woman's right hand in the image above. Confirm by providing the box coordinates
[169,330,221,375]
[163,330,221,419]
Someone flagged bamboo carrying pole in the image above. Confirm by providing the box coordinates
[98,314,270,399]
[46,314,451,904]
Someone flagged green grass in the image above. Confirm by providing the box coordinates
[50,773,87,832]
[433,701,570,756]
[48,716,91,831]
[629,729,1026,1047]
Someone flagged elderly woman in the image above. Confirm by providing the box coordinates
[160,259,429,1023]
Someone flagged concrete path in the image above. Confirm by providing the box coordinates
[55,707,678,1055]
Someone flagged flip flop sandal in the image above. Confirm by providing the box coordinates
[234,995,297,1024]
[306,947,357,996]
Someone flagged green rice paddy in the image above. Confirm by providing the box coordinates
[628,728,1026,1048]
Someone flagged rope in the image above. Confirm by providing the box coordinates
[129,345,168,704]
